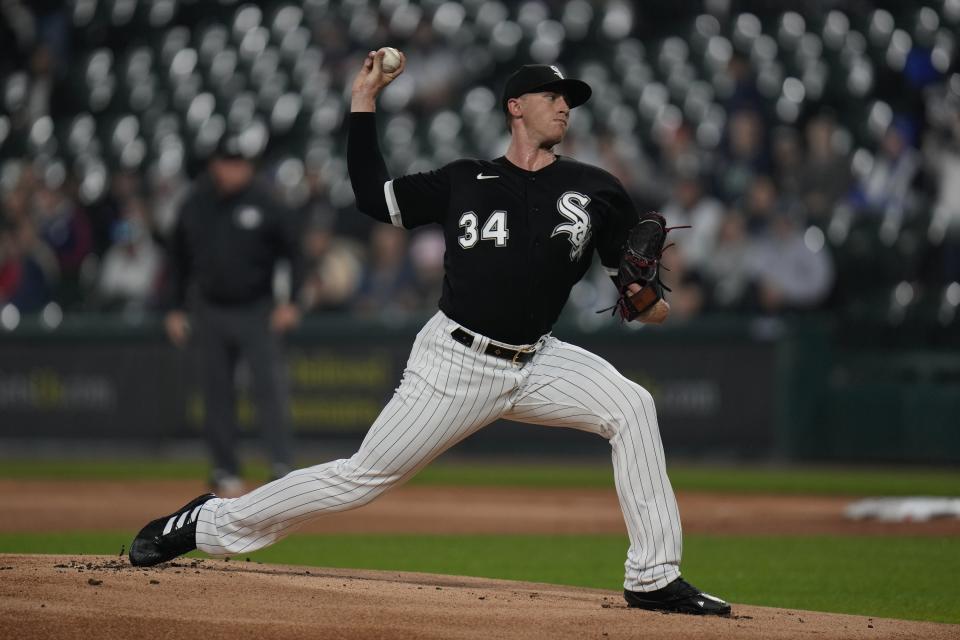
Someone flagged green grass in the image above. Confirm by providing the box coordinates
[420,464,960,496]
[1,532,957,624]
[0,460,214,481]
[2,459,959,496]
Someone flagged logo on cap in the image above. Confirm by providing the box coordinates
[235,206,263,230]
[550,66,564,79]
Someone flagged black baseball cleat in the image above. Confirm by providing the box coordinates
[129,493,216,567]
[624,577,731,616]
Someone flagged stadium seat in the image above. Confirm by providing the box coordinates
[776,12,806,53]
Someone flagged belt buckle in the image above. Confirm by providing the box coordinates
[512,346,536,364]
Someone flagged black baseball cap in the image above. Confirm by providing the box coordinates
[212,123,269,161]
[214,134,255,160]
[501,64,592,113]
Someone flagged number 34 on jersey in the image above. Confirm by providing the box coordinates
[456,191,593,262]
[458,210,509,248]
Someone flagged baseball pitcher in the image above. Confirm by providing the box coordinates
[129,51,730,616]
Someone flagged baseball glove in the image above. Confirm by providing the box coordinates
[605,212,685,322]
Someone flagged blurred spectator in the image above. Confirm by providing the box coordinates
[564,260,623,328]
[147,167,191,241]
[701,211,754,310]
[96,199,163,313]
[657,122,710,183]
[300,211,364,312]
[770,126,803,205]
[923,93,960,282]
[29,0,70,72]
[740,175,781,236]
[660,250,706,321]
[85,171,144,258]
[561,129,669,210]
[746,214,834,313]
[14,214,58,297]
[1,170,32,226]
[0,1,33,74]
[0,221,22,301]
[295,166,365,312]
[31,177,93,306]
[799,114,851,223]
[307,15,351,67]
[352,224,419,318]
[721,53,763,113]
[715,108,769,204]
[403,23,463,112]
[848,116,920,221]
[25,46,53,123]
[900,8,943,110]
[0,1,69,129]
[408,228,445,310]
[660,171,724,273]
[595,133,667,212]
[0,219,54,312]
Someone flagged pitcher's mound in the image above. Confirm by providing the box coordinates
[0,554,953,640]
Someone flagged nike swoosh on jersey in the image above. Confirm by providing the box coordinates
[476,173,500,180]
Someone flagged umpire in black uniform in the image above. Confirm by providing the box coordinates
[165,130,304,496]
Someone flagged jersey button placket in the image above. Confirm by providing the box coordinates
[521,177,538,323]
[526,181,542,322]
[533,199,540,245]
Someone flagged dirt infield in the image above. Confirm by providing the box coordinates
[2,554,956,640]
[1,479,959,536]
[2,480,959,639]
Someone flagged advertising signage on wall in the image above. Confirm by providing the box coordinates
[0,333,778,455]
[0,345,184,436]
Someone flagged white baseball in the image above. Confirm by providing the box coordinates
[379,47,402,73]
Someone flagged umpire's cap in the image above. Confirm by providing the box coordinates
[501,65,592,112]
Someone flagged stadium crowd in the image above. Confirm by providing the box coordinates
[1,0,958,329]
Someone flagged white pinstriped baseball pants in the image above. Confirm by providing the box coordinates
[196,311,683,592]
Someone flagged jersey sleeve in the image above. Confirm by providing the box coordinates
[595,176,640,277]
[385,165,451,229]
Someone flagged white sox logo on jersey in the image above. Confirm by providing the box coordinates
[552,191,592,261]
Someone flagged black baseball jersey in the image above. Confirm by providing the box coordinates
[385,156,639,344]
[169,175,304,309]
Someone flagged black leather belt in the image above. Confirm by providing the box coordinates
[450,327,536,364]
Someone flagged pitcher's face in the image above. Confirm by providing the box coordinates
[515,91,570,147]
